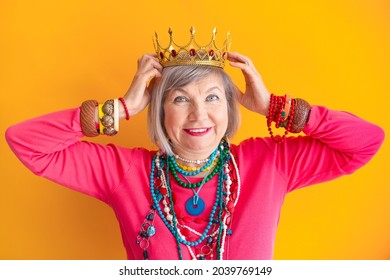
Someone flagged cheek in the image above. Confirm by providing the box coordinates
[215,105,229,127]
[163,108,182,136]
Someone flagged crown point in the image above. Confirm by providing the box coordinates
[212,27,217,39]
[153,27,231,68]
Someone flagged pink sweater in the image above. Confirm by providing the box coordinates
[5,106,384,259]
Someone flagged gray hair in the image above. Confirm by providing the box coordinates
[148,65,240,155]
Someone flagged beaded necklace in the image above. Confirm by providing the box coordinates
[162,155,223,259]
[142,140,241,260]
[173,154,209,165]
[168,159,221,189]
[182,167,213,216]
[168,147,219,178]
[176,157,218,172]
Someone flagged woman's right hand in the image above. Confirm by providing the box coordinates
[121,54,163,118]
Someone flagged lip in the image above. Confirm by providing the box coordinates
[183,127,211,136]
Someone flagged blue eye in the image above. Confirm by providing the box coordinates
[174,96,188,102]
[206,94,219,101]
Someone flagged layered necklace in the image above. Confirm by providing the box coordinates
[137,140,241,260]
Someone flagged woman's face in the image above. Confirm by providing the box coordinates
[163,73,228,159]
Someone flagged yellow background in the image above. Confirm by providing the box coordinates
[1,0,389,259]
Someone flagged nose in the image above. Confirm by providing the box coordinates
[189,101,207,121]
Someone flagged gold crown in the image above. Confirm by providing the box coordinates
[153,26,231,68]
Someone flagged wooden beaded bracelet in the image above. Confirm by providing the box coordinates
[99,99,118,136]
[289,98,311,133]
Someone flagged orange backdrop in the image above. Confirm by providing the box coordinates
[1,0,389,259]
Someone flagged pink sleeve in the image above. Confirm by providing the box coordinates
[280,106,384,191]
[239,106,385,193]
[5,107,140,204]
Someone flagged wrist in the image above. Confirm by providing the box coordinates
[260,93,271,116]
[118,101,127,120]
[118,97,131,120]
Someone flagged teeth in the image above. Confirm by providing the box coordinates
[189,128,207,133]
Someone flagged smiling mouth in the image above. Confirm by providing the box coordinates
[184,128,211,136]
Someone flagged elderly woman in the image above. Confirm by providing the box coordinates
[5,28,384,260]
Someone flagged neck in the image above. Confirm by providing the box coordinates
[172,147,218,167]
[166,149,219,180]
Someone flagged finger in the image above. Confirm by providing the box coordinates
[139,53,158,60]
[137,54,160,67]
[138,55,163,72]
[139,58,163,72]
[228,52,241,59]
[227,52,247,62]
[228,52,254,67]
[230,61,261,87]
[151,59,163,72]
[229,61,251,74]
[227,56,241,63]
[143,68,162,82]
[144,53,161,65]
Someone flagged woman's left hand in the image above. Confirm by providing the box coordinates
[228,52,270,116]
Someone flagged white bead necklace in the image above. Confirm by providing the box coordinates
[174,154,209,165]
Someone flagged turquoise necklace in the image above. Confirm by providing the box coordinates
[150,152,224,246]
[168,147,219,177]
[182,167,213,216]
[148,140,237,260]
[168,158,221,189]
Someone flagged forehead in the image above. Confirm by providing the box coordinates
[170,73,225,94]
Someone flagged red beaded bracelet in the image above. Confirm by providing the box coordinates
[118,97,130,120]
[266,94,296,143]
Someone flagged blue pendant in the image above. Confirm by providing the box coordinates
[147,225,156,237]
[185,197,205,216]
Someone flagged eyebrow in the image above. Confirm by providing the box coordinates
[171,85,223,95]
[206,86,223,93]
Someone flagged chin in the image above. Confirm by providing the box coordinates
[186,144,209,152]
[187,142,218,154]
